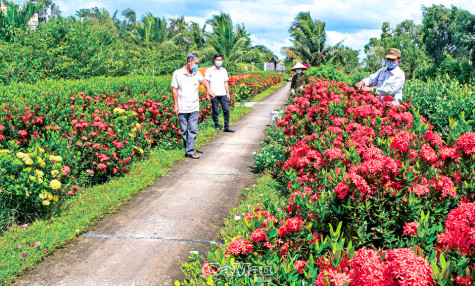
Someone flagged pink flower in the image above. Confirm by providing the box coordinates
[21,254,26,258]
[62,166,71,175]
[36,241,41,246]
[97,163,107,170]
[403,222,420,237]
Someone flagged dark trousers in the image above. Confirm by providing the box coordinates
[211,96,229,129]
[178,111,198,155]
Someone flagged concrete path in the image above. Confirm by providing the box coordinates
[13,82,290,286]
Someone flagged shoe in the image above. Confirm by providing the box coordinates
[186,153,200,159]
[224,128,235,133]
[216,126,221,132]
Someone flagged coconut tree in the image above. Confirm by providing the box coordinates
[205,12,266,66]
[282,12,336,66]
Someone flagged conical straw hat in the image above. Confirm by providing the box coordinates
[291,62,308,71]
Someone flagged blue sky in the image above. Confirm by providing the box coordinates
[55,0,475,60]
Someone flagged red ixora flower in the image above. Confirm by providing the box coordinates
[403,221,420,237]
[294,260,307,274]
[456,132,475,155]
[437,202,475,256]
[249,228,267,243]
[224,238,253,256]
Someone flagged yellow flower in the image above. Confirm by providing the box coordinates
[16,152,27,159]
[35,170,44,178]
[38,178,43,183]
[39,148,45,153]
[52,195,59,202]
[113,108,126,114]
[23,158,34,165]
[37,157,45,167]
[39,193,47,199]
[47,193,53,201]
[0,150,11,154]
[42,200,50,206]
[49,155,62,162]
[51,170,59,177]
[29,175,36,181]
[50,180,62,190]
[25,191,30,197]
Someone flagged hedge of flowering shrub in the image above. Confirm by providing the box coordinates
[181,78,475,285]
[403,77,475,141]
[0,73,282,232]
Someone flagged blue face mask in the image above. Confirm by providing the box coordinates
[215,61,223,67]
[387,60,398,70]
[190,64,198,71]
[296,69,302,74]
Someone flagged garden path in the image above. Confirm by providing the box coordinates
[13,83,290,286]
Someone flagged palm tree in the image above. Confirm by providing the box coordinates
[0,1,43,42]
[205,12,265,66]
[282,12,335,66]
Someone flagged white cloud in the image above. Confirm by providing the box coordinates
[56,0,475,61]
[327,29,381,60]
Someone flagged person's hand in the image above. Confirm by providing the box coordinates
[208,90,216,98]
[173,105,179,116]
[355,81,365,90]
[227,94,230,100]
[290,89,296,96]
[361,86,372,92]
[206,95,211,101]
[299,85,304,91]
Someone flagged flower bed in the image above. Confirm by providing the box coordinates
[0,73,282,232]
[181,78,475,285]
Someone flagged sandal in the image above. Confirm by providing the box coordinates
[186,154,200,159]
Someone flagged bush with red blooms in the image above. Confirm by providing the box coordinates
[0,73,282,230]
[189,78,475,285]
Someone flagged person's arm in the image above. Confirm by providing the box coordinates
[225,81,230,100]
[204,69,214,100]
[356,69,382,90]
[172,87,179,115]
[171,72,179,115]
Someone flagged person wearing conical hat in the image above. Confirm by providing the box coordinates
[355,48,405,105]
[290,62,310,98]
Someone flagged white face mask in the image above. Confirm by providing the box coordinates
[215,61,223,67]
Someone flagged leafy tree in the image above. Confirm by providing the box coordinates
[0,1,43,41]
[205,12,266,68]
[283,12,358,70]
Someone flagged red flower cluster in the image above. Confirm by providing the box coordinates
[224,238,254,256]
[438,202,475,256]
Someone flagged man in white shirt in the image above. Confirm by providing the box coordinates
[171,52,210,159]
[204,53,234,133]
[355,48,405,105]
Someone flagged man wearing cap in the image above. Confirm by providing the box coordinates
[172,52,211,159]
[355,48,405,105]
[205,53,234,133]
[290,62,310,98]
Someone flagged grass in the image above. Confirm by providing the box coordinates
[178,175,287,286]
[249,81,286,102]
[0,82,287,285]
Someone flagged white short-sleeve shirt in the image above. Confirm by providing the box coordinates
[205,66,229,96]
[171,67,203,113]
[363,66,405,104]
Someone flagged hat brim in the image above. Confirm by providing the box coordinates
[386,55,398,59]
[291,67,308,71]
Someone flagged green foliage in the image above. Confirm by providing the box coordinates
[305,64,366,85]
[363,5,475,83]
[403,77,475,139]
[283,12,360,72]
[0,1,43,42]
